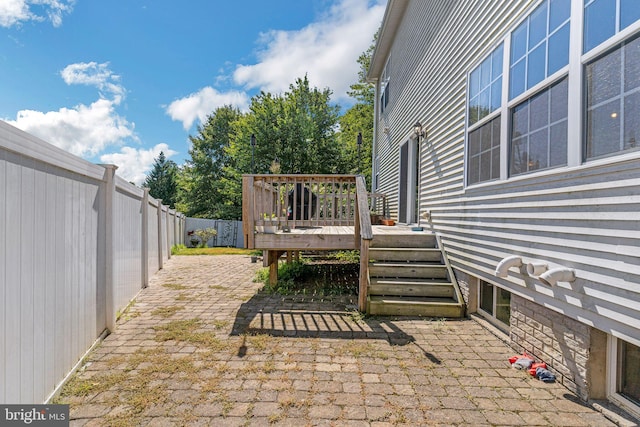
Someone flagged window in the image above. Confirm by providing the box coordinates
[469,45,503,125]
[468,117,501,185]
[618,339,640,406]
[510,0,570,99]
[584,0,640,53]
[479,280,511,327]
[510,77,568,175]
[609,337,640,417]
[380,57,391,114]
[585,35,640,159]
[467,45,503,185]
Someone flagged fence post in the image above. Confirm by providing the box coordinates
[141,188,149,288]
[166,208,172,259]
[156,199,163,269]
[173,211,178,249]
[103,164,118,332]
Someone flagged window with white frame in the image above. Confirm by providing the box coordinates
[467,45,503,185]
[510,77,568,175]
[584,34,640,159]
[469,45,503,126]
[609,337,640,417]
[380,57,391,114]
[464,0,640,187]
[509,0,571,99]
[584,0,640,53]
[479,280,511,327]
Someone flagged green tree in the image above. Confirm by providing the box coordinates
[144,151,178,208]
[176,105,243,218]
[228,76,342,176]
[338,36,376,187]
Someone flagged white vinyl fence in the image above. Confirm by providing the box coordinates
[0,121,185,404]
[185,217,243,248]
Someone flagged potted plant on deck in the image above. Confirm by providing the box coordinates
[257,213,278,234]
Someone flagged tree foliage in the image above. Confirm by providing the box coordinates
[144,151,178,208]
[176,106,242,218]
[174,39,377,219]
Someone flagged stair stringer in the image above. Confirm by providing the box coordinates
[434,233,467,316]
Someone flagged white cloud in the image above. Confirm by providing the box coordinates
[233,0,385,102]
[166,86,249,130]
[100,143,176,186]
[6,61,136,158]
[6,98,135,157]
[61,61,125,102]
[0,0,75,28]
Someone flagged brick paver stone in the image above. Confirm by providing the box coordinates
[57,255,620,426]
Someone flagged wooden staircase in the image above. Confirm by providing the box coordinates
[366,232,466,317]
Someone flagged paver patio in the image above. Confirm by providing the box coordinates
[58,255,621,426]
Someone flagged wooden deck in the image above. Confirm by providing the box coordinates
[252,225,423,251]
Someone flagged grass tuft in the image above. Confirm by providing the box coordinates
[151,305,185,318]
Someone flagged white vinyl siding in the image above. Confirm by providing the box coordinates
[371,0,640,355]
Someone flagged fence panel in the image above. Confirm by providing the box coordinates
[0,123,104,404]
[113,178,144,311]
[0,121,185,404]
[185,218,243,247]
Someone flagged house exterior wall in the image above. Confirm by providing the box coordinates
[370,0,640,405]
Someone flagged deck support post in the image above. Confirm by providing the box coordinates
[267,250,285,286]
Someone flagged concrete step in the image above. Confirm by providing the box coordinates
[370,233,437,249]
[368,263,448,279]
[369,278,455,297]
[367,296,465,317]
[369,247,442,263]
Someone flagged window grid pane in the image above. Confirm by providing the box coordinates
[510,78,568,176]
[468,117,501,185]
[585,0,640,52]
[469,45,504,125]
[585,35,640,159]
[480,281,494,315]
[510,0,569,99]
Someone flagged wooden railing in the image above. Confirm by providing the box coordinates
[243,174,360,232]
[355,175,373,311]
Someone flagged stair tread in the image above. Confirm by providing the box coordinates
[370,247,440,251]
[369,295,462,305]
[370,278,452,285]
[370,262,446,267]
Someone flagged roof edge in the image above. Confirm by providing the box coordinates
[366,0,409,81]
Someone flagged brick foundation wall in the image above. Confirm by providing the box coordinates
[453,269,475,313]
[510,295,591,400]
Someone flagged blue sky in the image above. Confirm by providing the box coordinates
[0,0,386,183]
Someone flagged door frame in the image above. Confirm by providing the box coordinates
[398,136,419,224]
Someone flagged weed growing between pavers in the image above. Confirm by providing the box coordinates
[162,283,191,290]
[153,319,230,351]
[150,305,185,318]
[336,341,389,359]
[116,298,140,322]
